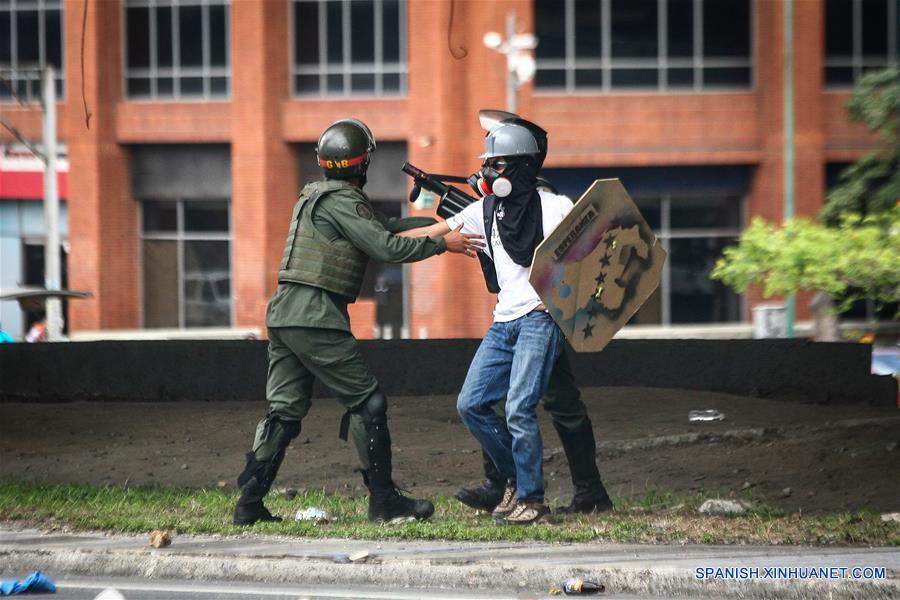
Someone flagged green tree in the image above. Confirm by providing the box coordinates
[711,207,900,314]
[821,66,899,225]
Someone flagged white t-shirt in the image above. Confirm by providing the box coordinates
[446,191,573,322]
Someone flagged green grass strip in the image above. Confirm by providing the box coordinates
[0,480,896,546]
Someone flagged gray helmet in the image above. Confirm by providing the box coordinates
[316,118,376,179]
[480,122,541,160]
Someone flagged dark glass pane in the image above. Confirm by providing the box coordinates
[825,66,854,85]
[210,76,227,95]
[127,77,151,96]
[184,201,229,232]
[574,68,603,87]
[703,0,750,57]
[611,68,658,87]
[670,196,741,229]
[0,12,11,63]
[351,73,375,92]
[55,76,63,98]
[157,7,173,67]
[825,0,853,56]
[382,72,400,91]
[295,74,320,94]
[351,1,375,62]
[536,68,566,87]
[183,240,231,327]
[45,10,62,68]
[142,201,177,232]
[143,240,179,328]
[382,0,400,62]
[702,67,751,87]
[670,237,742,323]
[126,7,150,68]
[28,77,40,98]
[611,0,658,58]
[574,0,602,58]
[327,73,343,92]
[667,67,694,87]
[209,5,227,66]
[667,0,693,57]
[295,0,319,65]
[180,76,204,95]
[179,5,203,67]
[158,77,174,95]
[629,285,662,324]
[634,197,660,230]
[536,0,566,59]
[861,0,888,57]
[16,10,38,62]
[326,1,343,63]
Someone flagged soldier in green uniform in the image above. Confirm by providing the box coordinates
[233,118,483,525]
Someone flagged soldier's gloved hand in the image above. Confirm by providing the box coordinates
[444,224,485,257]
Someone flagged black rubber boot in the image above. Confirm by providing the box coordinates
[554,420,613,514]
[454,450,506,511]
[233,450,286,525]
[363,417,433,522]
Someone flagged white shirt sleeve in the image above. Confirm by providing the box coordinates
[444,199,485,237]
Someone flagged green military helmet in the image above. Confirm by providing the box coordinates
[316,118,377,180]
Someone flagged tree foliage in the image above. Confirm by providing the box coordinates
[821,67,900,225]
[711,207,900,313]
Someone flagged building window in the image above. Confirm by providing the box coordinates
[291,0,407,97]
[124,0,230,99]
[825,0,898,87]
[0,0,64,102]
[629,195,743,325]
[534,0,752,92]
[141,199,232,328]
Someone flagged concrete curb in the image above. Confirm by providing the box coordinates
[2,539,898,599]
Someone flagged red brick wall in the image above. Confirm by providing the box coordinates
[24,0,882,337]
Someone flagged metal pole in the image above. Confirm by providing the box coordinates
[42,66,63,341]
[783,0,795,337]
[506,12,517,114]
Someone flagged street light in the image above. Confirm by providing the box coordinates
[483,13,538,114]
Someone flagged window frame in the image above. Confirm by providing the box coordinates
[139,198,234,329]
[534,0,755,94]
[636,193,746,325]
[122,0,231,101]
[289,0,408,98]
[824,0,898,89]
[0,0,65,103]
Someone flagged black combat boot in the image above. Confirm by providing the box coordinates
[362,411,433,522]
[554,420,614,514]
[233,450,286,525]
[454,450,506,511]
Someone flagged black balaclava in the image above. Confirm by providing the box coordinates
[494,156,543,268]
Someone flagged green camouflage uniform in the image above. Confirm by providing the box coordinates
[252,179,445,469]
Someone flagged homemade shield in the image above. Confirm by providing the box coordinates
[529,179,666,352]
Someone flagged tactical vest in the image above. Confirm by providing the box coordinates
[278,180,370,301]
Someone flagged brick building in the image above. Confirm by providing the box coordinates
[1,0,895,340]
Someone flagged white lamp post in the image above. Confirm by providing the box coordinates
[483,13,537,114]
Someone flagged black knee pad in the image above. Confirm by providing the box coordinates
[356,389,388,428]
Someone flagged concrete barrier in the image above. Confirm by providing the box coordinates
[0,338,895,405]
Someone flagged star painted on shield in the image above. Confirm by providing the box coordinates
[603,234,616,248]
[595,272,606,285]
[599,253,611,267]
[582,322,595,338]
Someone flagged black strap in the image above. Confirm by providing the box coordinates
[338,411,351,441]
[478,196,500,293]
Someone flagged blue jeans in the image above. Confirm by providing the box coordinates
[456,311,563,503]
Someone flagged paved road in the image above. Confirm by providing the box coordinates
[42,575,653,600]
